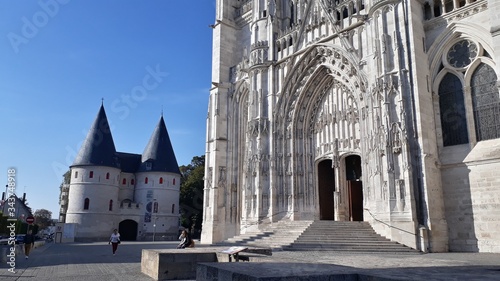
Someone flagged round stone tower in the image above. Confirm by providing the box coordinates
[135,115,181,240]
[66,104,121,241]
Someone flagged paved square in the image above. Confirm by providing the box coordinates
[2,241,500,280]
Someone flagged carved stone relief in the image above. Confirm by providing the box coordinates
[218,166,226,189]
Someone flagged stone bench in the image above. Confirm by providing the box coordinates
[141,246,272,280]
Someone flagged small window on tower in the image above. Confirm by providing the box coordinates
[75,171,78,178]
[84,198,90,210]
[173,178,176,185]
[131,179,135,185]
[172,204,175,214]
[159,177,163,184]
[145,177,149,184]
[106,173,110,180]
[122,178,127,185]
[89,171,94,178]
[109,200,113,211]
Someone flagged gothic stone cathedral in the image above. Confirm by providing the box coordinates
[202,0,500,253]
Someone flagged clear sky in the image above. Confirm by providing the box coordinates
[0,1,215,219]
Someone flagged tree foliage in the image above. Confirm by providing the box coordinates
[179,155,205,238]
[34,209,52,230]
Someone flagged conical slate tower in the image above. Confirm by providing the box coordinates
[72,104,118,168]
[139,115,180,174]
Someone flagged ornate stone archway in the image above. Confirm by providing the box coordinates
[273,45,367,221]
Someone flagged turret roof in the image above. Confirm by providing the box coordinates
[139,115,180,174]
[72,105,119,168]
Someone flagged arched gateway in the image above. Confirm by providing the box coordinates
[119,219,138,241]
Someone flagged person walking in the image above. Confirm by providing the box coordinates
[24,230,35,259]
[108,229,121,255]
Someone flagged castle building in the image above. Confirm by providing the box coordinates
[64,104,181,241]
[202,0,500,252]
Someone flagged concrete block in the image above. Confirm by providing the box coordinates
[141,247,272,280]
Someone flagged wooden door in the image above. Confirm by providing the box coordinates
[348,181,363,221]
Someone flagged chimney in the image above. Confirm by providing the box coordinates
[1,192,4,201]
[22,193,26,204]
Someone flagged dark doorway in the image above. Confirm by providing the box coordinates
[348,181,363,221]
[345,155,363,221]
[318,159,335,220]
[119,219,138,241]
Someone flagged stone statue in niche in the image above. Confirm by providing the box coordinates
[276,153,283,176]
[206,167,213,189]
[286,154,293,176]
[245,157,252,177]
[392,123,402,154]
[218,166,226,189]
[252,154,259,176]
[397,179,406,211]
[286,123,293,139]
[262,119,269,135]
[261,154,269,176]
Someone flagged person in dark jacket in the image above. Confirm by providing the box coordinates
[177,230,192,249]
[24,230,35,259]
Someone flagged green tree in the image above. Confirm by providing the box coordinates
[179,155,205,238]
[33,209,52,230]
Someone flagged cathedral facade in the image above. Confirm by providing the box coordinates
[64,105,181,241]
[202,0,500,252]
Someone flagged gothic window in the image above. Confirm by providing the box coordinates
[122,178,127,185]
[89,171,94,179]
[424,3,432,20]
[434,1,442,17]
[342,7,348,19]
[438,73,468,146]
[447,40,477,68]
[84,198,90,210]
[145,177,148,184]
[444,0,453,13]
[109,200,113,211]
[471,63,500,141]
[159,177,163,184]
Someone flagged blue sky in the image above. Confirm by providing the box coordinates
[0,1,215,219]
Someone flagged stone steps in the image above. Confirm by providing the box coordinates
[216,220,419,254]
[283,221,419,253]
[215,220,312,250]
